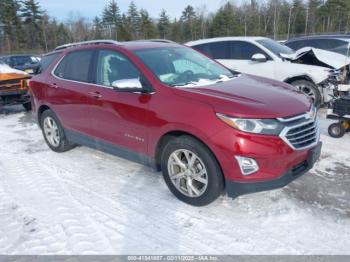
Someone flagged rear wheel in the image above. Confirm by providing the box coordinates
[161,135,224,206]
[40,109,74,152]
[290,79,321,107]
[328,123,346,138]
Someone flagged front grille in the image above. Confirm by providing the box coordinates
[279,112,319,150]
[0,83,22,92]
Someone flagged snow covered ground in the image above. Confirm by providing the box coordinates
[0,106,350,255]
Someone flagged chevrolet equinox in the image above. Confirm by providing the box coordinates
[30,40,322,206]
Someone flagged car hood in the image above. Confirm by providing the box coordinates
[173,74,311,119]
[280,47,350,69]
[0,64,30,81]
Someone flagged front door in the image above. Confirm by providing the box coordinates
[88,49,152,157]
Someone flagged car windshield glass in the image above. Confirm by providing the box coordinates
[257,38,295,56]
[133,47,237,87]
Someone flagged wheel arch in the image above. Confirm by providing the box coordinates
[154,130,224,179]
[284,75,316,85]
[37,104,51,126]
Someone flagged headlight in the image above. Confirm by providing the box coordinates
[216,113,284,135]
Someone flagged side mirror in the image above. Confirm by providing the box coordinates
[111,78,144,92]
[251,53,267,62]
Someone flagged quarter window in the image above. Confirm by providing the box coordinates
[54,50,94,82]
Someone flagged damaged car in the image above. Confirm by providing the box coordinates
[186,37,349,106]
[0,64,32,111]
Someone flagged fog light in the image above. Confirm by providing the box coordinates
[235,156,259,176]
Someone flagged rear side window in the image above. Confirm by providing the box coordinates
[194,42,229,59]
[39,52,60,73]
[54,50,94,82]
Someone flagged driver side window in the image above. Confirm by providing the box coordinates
[96,50,141,89]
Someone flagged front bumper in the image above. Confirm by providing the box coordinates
[225,142,322,198]
[0,90,30,105]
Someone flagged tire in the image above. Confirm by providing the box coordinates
[161,135,224,206]
[22,102,32,111]
[328,123,346,138]
[40,109,74,152]
[290,79,321,107]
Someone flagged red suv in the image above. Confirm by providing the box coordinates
[30,40,322,206]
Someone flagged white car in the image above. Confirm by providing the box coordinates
[186,37,348,106]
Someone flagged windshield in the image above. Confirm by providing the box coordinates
[133,47,236,87]
[257,38,295,56]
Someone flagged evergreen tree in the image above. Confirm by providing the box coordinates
[20,0,43,50]
[139,9,157,39]
[158,9,170,39]
[102,0,121,40]
[127,1,141,39]
[0,0,23,52]
[93,16,104,39]
[209,2,243,37]
[291,0,306,36]
[180,5,197,41]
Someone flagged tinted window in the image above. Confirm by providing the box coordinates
[287,38,347,51]
[285,40,306,50]
[39,52,61,73]
[96,49,141,88]
[10,56,33,66]
[54,50,94,82]
[229,41,268,59]
[256,38,295,55]
[194,42,229,59]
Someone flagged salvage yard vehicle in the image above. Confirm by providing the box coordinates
[186,37,350,106]
[285,34,350,56]
[0,54,41,75]
[0,64,32,110]
[327,96,350,138]
[30,40,321,206]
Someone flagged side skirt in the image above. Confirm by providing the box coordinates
[65,129,157,170]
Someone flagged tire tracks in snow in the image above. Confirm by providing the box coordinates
[0,155,114,254]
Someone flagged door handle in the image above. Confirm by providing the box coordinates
[88,91,102,99]
[50,83,59,89]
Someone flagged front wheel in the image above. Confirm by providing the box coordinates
[290,79,321,107]
[161,135,224,206]
[328,123,346,138]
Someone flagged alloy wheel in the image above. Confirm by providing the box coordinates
[43,116,60,147]
[167,149,208,198]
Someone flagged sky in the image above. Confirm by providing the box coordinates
[37,0,231,21]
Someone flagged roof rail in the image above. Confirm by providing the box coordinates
[55,40,120,51]
[133,39,176,44]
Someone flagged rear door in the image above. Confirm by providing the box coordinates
[48,49,97,136]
